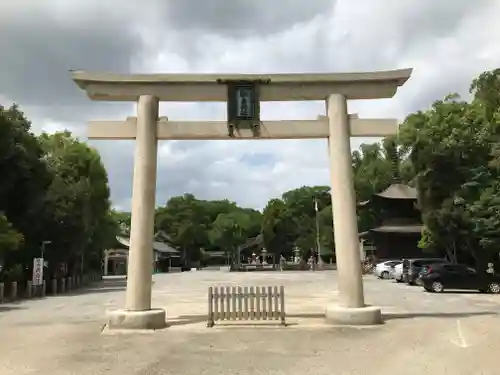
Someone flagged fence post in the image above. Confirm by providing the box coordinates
[261,286,267,320]
[279,285,286,325]
[249,286,255,320]
[273,286,279,320]
[207,287,214,327]
[67,277,72,291]
[225,286,231,320]
[214,287,220,322]
[42,280,46,297]
[61,278,66,293]
[267,286,273,319]
[243,286,249,320]
[11,281,17,300]
[237,286,243,320]
[0,282,4,303]
[231,286,237,320]
[26,281,33,298]
[255,287,261,320]
[52,278,57,295]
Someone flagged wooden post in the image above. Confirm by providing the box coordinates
[61,278,66,293]
[0,282,4,303]
[267,286,273,319]
[249,286,255,320]
[231,286,237,320]
[26,281,33,298]
[52,279,57,295]
[243,286,249,320]
[11,281,17,300]
[237,286,243,320]
[273,286,279,320]
[219,287,224,320]
[225,286,230,320]
[214,287,220,322]
[280,285,286,325]
[42,280,46,297]
[255,287,261,319]
[207,287,214,328]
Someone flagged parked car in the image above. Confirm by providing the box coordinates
[418,263,500,293]
[391,263,404,282]
[374,260,401,279]
[402,258,449,285]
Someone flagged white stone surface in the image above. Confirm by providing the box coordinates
[107,308,166,330]
[325,304,382,325]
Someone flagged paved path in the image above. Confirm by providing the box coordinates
[1,271,500,374]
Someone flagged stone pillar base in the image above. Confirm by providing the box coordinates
[325,304,382,326]
[106,308,166,330]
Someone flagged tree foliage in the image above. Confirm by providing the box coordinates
[155,194,262,265]
[400,69,500,267]
[0,105,114,281]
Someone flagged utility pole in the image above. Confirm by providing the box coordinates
[314,197,324,269]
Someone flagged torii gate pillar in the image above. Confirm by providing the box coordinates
[325,94,380,324]
[71,69,412,330]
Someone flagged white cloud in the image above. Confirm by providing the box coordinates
[1,0,499,210]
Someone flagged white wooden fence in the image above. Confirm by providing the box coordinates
[207,285,286,327]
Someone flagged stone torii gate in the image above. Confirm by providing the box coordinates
[71,69,412,330]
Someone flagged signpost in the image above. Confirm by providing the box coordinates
[32,257,44,286]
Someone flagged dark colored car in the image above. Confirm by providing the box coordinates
[419,263,500,293]
[402,258,449,285]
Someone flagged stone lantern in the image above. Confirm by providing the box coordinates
[293,246,301,263]
[261,248,268,265]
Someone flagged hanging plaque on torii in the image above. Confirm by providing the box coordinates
[219,79,270,137]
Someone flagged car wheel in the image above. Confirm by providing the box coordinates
[488,282,500,294]
[381,271,389,279]
[431,281,444,293]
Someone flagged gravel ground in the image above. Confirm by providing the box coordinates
[1,270,500,374]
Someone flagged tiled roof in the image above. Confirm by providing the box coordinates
[116,236,179,254]
[374,184,417,200]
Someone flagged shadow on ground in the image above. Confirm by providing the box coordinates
[167,314,207,327]
[167,314,297,328]
[61,286,126,297]
[383,311,499,320]
[160,309,500,327]
[0,305,27,312]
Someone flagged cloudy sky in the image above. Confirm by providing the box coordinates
[1,0,499,211]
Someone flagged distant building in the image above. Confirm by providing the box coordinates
[358,184,423,260]
[103,231,180,276]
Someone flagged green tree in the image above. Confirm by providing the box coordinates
[261,198,294,256]
[38,131,114,275]
[156,194,212,265]
[208,211,251,260]
[0,213,24,256]
[400,69,500,267]
[156,194,262,265]
[0,104,51,276]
